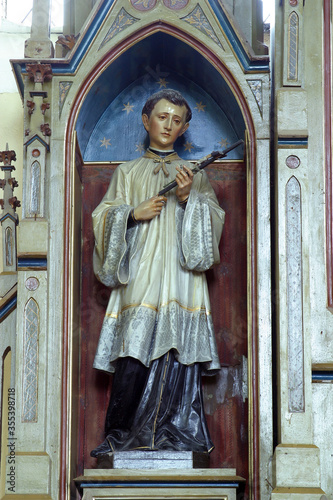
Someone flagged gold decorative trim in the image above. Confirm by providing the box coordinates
[106,299,211,318]
[312,363,333,371]
[272,487,325,494]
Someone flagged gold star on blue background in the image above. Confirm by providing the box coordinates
[122,102,134,114]
[100,137,111,149]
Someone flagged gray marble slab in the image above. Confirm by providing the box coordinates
[97,450,210,469]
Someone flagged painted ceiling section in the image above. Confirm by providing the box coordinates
[77,32,246,161]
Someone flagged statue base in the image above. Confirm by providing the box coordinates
[76,468,245,500]
[96,450,210,469]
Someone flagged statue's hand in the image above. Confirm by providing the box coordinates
[134,195,167,221]
[175,165,193,202]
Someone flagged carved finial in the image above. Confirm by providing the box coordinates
[41,123,51,136]
[41,102,50,115]
[27,100,36,115]
[8,197,21,211]
[0,179,6,189]
[26,63,53,84]
[0,150,16,166]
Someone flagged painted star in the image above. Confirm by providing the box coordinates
[135,143,145,154]
[157,78,168,88]
[219,137,229,149]
[122,102,134,114]
[100,137,111,149]
[194,101,206,112]
[184,141,194,152]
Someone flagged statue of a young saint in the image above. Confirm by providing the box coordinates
[90,89,225,457]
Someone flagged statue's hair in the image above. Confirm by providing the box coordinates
[142,89,192,123]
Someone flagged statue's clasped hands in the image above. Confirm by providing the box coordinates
[133,164,193,221]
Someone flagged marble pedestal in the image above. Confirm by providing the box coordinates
[97,450,210,469]
[76,468,245,500]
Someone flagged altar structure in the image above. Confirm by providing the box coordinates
[0,0,332,499]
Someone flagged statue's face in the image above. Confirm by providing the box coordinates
[142,99,189,151]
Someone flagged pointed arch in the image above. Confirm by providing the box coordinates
[62,21,260,498]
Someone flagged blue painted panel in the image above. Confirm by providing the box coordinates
[84,74,243,161]
[17,258,47,269]
[77,32,245,161]
[278,137,308,147]
[312,371,333,382]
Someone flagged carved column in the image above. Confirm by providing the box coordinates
[272,1,324,498]
[0,149,20,273]
[24,0,54,58]
[7,64,52,497]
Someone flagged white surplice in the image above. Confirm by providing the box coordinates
[92,155,225,374]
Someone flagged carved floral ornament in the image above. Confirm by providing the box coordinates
[0,150,16,166]
[56,34,78,51]
[26,63,52,84]
[130,0,189,11]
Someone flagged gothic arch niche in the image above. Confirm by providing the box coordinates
[65,24,259,497]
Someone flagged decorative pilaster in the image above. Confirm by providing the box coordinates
[0,147,20,272]
[9,60,52,497]
[24,0,54,58]
[8,270,51,497]
[273,0,324,478]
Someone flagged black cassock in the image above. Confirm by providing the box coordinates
[90,351,214,457]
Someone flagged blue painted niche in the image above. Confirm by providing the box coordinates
[76,32,245,162]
